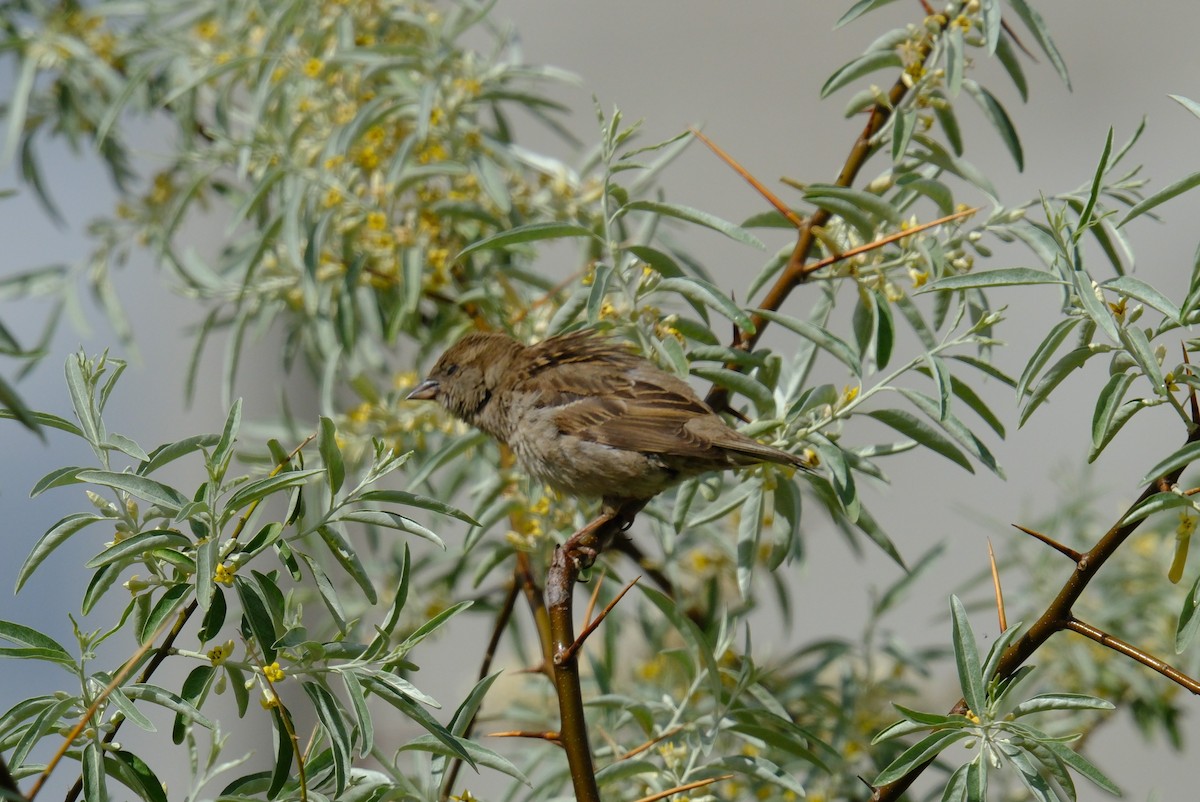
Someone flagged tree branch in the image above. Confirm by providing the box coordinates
[873,425,1200,801]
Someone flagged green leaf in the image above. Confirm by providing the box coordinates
[317,525,378,604]
[402,734,531,786]
[710,755,805,796]
[234,575,279,662]
[453,222,598,262]
[920,268,1065,293]
[107,687,156,733]
[1102,276,1182,323]
[804,184,901,225]
[355,489,479,525]
[299,554,347,633]
[107,748,169,802]
[0,620,75,667]
[1118,324,1165,394]
[946,25,964,96]
[83,740,106,802]
[640,586,722,701]
[222,469,324,517]
[318,417,345,496]
[267,706,295,799]
[1019,347,1096,426]
[874,729,972,785]
[341,671,374,757]
[363,676,472,764]
[622,200,765,249]
[16,512,104,592]
[1041,740,1121,795]
[126,681,214,732]
[652,276,755,333]
[964,80,1022,170]
[139,583,190,644]
[86,530,193,569]
[1119,170,1200,227]
[74,470,188,513]
[1121,491,1194,526]
[1090,372,1136,456]
[1176,571,1200,652]
[303,681,351,795]
[691,368,774,418]
[950,596,985,715]
[866,409,971,471]
[1010,693,1114,717]
[1017,317,1081,400]
[210,398,243,482]
[820,49,903,97]
[756,309,861,376]
[1076,128,1113,237]
[899,389,1002,476]
[1009,0,1071,88]
[835,0,902,27]
[138,434,221,477]
[1140,441,1200,485]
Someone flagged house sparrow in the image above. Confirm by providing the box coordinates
[407,328,810,513]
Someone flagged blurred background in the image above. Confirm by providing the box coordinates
[3,2,1200,799]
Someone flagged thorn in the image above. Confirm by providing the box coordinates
[987,538,1007,632]
[1011,523,1083,562]
[630,775,734,802]
[582,568,608,629]
[615,725,686,762]
[556,576,642,665]
[487,729,563,746]
[689,127,807,230]
[794,207,979,279]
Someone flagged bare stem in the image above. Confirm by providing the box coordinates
[1065,618,1200,694]
[873,426,1200,801]
[546,502,643,802]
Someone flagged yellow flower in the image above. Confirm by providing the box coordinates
[194,19,219,40]
[366,211,388,230]
[263,662,286,683]
[208,640,235,666]
[303,58,324,78]
[214,563,236,586]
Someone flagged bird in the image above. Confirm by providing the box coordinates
[406,327,811,517]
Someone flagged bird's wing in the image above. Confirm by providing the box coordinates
[523,330,804,467]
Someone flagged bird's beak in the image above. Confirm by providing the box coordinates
[406,379,439,401]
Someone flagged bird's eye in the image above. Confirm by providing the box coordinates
[444,364,459,376]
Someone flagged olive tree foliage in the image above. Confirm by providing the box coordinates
[3,0,1200,800]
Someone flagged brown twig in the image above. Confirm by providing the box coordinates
[546,501,644,802]
[1010,523,1083,562]
[689,128,806,229]
[795,206,978,278]
[1065,618,1200,694]
[631,774,733,802]
[516,551,555,675]
[33,603,185,802]
[56,434,317,802]
[487,729,562,744]
[987,539,1007,632]
[559,576,641,665]
[614,725,686,762]
[873,426,1200,801]
[706,6,960,412]
[439,576,521,800]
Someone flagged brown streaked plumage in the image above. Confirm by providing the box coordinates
[407,328,810,510]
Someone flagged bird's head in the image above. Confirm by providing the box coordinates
[407,331,523,422]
